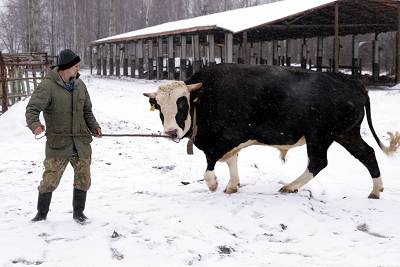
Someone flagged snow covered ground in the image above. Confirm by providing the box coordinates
[0,70,400,267]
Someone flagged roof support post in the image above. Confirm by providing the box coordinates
[260,42,265,64]
[286,39,291,66]
[123,42,129,76]
[137,40,144,79]
[301,39,307,68]
[109,43,114,76]
[168,36,175,80]
[102,44,108,76]
[89,46,93,75]
[207,34,216,66]
[180,36,187,81]
[130,42,136,78]
[334,2,339,73]
[115,43,120,77]
[242,31,248,64]
[272,40,278,65]
[96,45,101,75]
[224,32,233,63]
[372,34,380,82]
[351,35,359,77]
[147,40,154,80]
[192,34,201,73]
[317,37,324,72]
[157,37,163,80]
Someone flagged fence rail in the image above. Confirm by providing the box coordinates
[0,52,56,114]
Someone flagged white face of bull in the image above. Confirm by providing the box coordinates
[144,81,202,140]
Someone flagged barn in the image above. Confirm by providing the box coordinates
[89,0,400,83]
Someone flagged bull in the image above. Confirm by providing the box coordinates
[144,64,399,198]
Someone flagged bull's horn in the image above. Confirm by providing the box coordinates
[143,92,157,98]
[187,83,203,92]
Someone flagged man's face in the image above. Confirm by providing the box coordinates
[64,63,80,80]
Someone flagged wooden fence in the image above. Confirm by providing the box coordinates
[0,52,56,114]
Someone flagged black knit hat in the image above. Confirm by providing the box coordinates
[57,49,81,70]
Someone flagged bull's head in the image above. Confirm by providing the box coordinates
[143,81,203,140]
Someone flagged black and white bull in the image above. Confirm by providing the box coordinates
[144,64,399,198]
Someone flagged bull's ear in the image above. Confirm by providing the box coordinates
[186,83,203,92]
[143,92,157,98]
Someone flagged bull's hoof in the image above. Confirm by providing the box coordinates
[368,188,383,199]
[279,186,298,194]
[208,181,218,192]
[368,193,380,199]
[224,186,238,194]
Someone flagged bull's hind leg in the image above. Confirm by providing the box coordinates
[336,130,383,199]
[224,153,240,194]
[280,134,333,193]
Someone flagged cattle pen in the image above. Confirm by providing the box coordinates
[89,0,400,85]
[0,52,56,114]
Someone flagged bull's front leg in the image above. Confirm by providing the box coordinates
[224,153,240,194]
[204,156,218,192]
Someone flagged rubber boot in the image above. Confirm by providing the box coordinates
[73,188,88,224]
[31,192,52,222]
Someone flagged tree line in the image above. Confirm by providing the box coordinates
[0,0,276,59]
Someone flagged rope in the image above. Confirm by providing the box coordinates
[35,132,173,141]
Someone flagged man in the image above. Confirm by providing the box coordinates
[26,49,102,224]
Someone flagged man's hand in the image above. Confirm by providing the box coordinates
[94,127,102,138]
[33,125,45,135]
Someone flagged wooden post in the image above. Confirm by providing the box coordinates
[259,42,265,64]
[147,40,154,80]
[130,42,136,78]
[224,32,233,63]
[242,31,248,64]
[123,42,129,76]
[372,34,380,82]
[109,43,114,76]
[24,68,30,94]
[102,44,108,76]
[96,45,101,75]
[192,34,201,73]
[180,35,187,81]
[334,2,339,73]
[89,46,93,75]
[286,39,291,66]
[250,43,256,65]
[351,35,359,76]
[157,37,163,80]
[137,40,144,79]
[317,37,323,71]
[272,40,278,65]
[168,36,175,80]
[0,52,8,113]
[207,34,216,66]
[115,43,120,77]
[301,38,307,68]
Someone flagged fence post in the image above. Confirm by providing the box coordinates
[0,52,8,113]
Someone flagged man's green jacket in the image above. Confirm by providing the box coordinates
[26,67,100,159]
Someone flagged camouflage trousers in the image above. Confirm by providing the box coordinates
[38,156,91,193]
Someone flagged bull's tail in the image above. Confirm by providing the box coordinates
[365,96,400,156]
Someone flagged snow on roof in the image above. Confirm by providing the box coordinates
[92,0,337,44]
